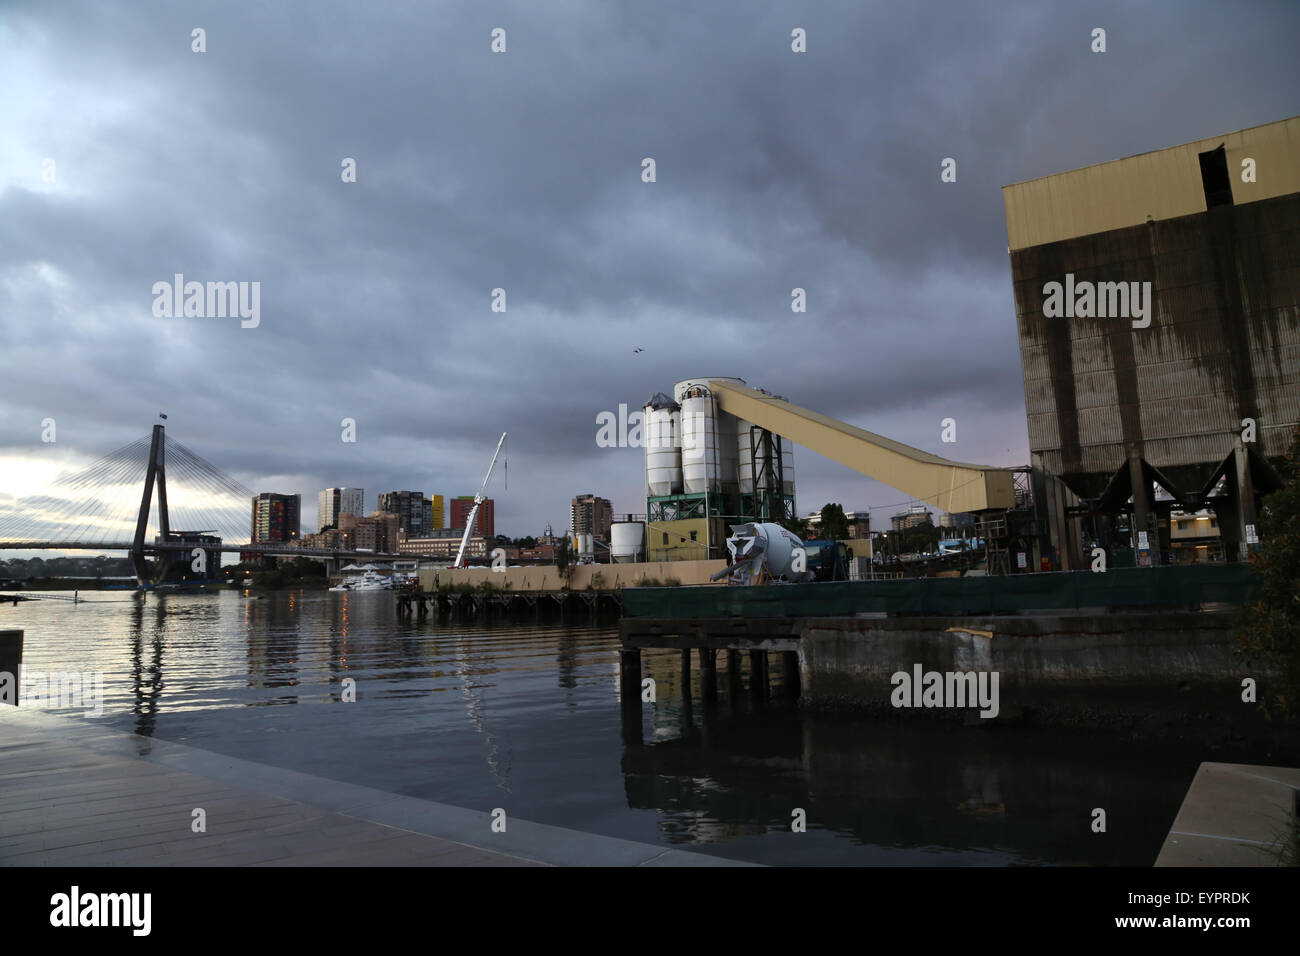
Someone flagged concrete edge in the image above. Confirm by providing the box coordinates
[0,707,759,867]
[1155,761,1299,867]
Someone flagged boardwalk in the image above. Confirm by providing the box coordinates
[0,708,752,867]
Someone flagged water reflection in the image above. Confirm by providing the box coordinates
[6,590,1292,865]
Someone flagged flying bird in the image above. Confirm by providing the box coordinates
[633,347,644,353]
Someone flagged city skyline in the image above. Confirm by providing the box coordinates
[3,1,1299,548]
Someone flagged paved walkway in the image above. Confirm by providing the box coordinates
[1156,762,1300,866]
[0,708,752,867]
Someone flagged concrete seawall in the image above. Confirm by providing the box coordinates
[797,612,1257,728]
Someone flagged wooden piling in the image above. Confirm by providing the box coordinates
[748,649,768,699]
[699,647,718,700]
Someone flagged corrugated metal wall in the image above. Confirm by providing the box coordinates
[1004,116,1300,250]
[1011,192,1300,498]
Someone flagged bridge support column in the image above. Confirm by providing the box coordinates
[131,424,169,587]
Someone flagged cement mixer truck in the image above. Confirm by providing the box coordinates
[711,522,815,585]
[711,521,852,585]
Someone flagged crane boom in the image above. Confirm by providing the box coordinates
[454,432,507,568]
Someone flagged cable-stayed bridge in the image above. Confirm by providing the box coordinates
[0,423,408,585]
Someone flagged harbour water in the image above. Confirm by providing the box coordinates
[2,590,1275,865]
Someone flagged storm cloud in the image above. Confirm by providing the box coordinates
[3,0,1298,538]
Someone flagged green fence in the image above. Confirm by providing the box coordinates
[620,565,1256,619]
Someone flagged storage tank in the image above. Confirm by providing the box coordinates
[717,409,739,487]
[673,376,746,404]
[779,435,796,497]
[643,393,681,496]
[737,420,780,495]
[610,522,644,563]
[736,420,755,493]
[679,386,721,494]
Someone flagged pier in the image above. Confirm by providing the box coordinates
[397,585,622,624]
[617,565,1264,722]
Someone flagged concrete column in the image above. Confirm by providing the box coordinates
[618,648,641,703]
[1129,448,1153,566]
[698,647,717,701]
[781,651,801,700]
[1155,502,1174,566]
[619,647,642,747]
[727,649,742,697]
[0,630,22,705]
[1234,440,1259,561]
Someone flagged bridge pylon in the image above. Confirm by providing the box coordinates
[131,424,171,586]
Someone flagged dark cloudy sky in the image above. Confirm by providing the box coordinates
[3,0,1299,542]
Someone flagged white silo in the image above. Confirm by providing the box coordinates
[678,382,721,494]
[737,419,779,496]
[779,435,796,498]
[736,419,755,494]
[610,522,644,563]
[643,393,682,496]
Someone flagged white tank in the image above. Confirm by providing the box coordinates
[717,409,738,486]
[672,376,746,404]
[680,390,720,493]
[737,420,780,495]
[736,419,755,493]
[644,397,681,496]
[779,436,796,497]
[610,522,643,563]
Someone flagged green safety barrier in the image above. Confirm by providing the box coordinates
[620,564,1256,619]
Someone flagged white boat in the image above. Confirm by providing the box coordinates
[329,570,395,592]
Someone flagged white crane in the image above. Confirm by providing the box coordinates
[454,431,507,569]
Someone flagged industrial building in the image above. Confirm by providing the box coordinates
[641,379,797,561]
[1003,116,1300,568]
[636,378,1015,564]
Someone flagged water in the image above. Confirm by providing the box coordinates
[1,590,1267,865]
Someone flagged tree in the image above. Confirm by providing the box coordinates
[1237,425,1300,718]
[819,503,850,541]
[554,535,573,587]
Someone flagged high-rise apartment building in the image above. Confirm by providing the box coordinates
[890,505,932,532]
[450,496,494,537]
[338,511,401,553]
[378,491,437,537]
[251,493,301,543]
[317,487,365,532]
[571,494,613,542]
